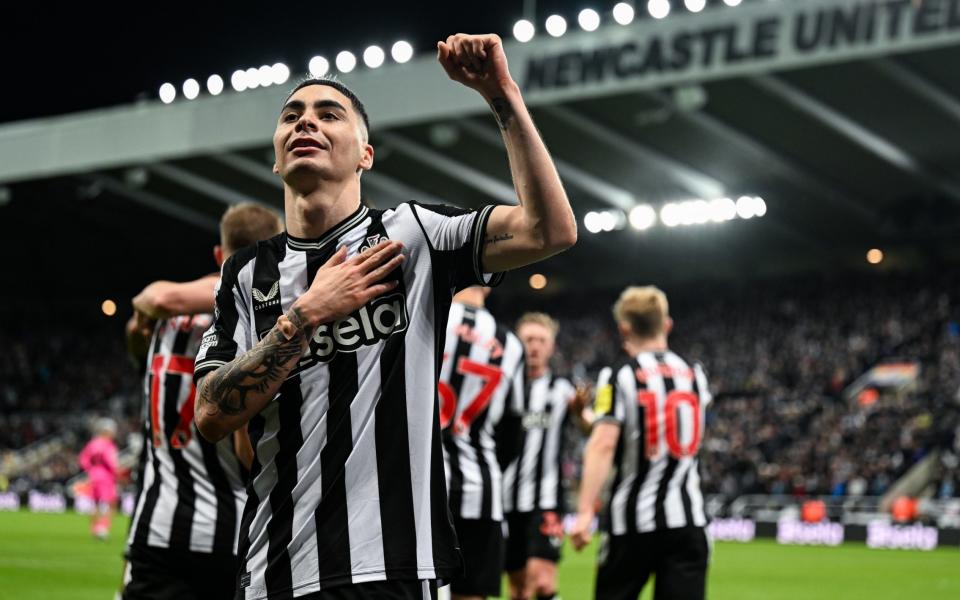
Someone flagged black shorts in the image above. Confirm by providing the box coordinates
[503,511,563,572]
[123,545,238,600]
[450,516,504,597]
[298,580,439,599]
[595,526,709,600]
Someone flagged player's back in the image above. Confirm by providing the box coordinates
[595,349,711,535]
[128,314,246,556]
[440,302,524,522]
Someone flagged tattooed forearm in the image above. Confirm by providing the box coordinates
[490,97,514,130]
[485,233,514,245]
[196,315,309,423]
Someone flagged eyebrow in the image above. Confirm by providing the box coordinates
[279,99,349,116]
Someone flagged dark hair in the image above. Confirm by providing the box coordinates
[284,76,371,136]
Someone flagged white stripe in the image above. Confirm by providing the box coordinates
[245,402,282,599]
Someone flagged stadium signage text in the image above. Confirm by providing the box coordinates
[866,521,939,551]
[27,491,67,513]
[776,520,845,546]
[708,518,756,542]
[0,491,20,511]
[523,0,960,94]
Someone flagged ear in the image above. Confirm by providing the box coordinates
[213,245,224,267]
[617,320,632,340]
[357,143,374,173]
[272,161,280,175]
[663,316,674,337]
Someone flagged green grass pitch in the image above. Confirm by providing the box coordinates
[1,511,957,599]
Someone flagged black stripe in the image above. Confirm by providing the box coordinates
[509,371,533,513]
[315,350,356,581]
[677,368,700,527]
[198,435,238,554]
[131,326,167,547]
[264,380,304,597]
[166,323,200,551]
[444,306,476,517]
[473,325,509,520]
[236,412,265,593]
[367,213,420,576]
[654,356,679,531]
[531,379,552,512]
[624,361,649,534]
[551,381,568,512]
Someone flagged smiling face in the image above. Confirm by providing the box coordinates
[272,83,373,190]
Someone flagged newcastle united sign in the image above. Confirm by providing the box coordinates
[517,0,960,101]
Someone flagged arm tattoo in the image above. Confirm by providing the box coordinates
[196,313,309,418]
[484,233,514,245]
[490,97,514,130]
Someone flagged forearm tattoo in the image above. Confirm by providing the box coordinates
[196,307,312,418]
[490,97,514,130]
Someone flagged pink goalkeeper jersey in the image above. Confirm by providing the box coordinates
[79,436,118,484]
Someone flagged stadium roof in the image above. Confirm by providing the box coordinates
[4,0,960,301]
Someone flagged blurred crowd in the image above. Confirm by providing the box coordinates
[3,270,959,502]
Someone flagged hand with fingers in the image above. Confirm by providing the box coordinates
[437,33,515,100]
[289,240,405,332]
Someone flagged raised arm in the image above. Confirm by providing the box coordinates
[132,274,219,320]
[194,241,404,442]
[437,33,577,273]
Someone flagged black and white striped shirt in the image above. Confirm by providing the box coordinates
[194,203,501,599]
[127,314,246,556]
[440,302,524,522]
[503,372,574,514]
[593,351,711,535]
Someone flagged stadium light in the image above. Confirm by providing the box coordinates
[629,204,657,230]
[708,198,737,222]
[363,45,386,68]
[513,19,535,42]
[101,300,117,317]
[578,8,601,31]
[613,2,635,25]
[584,211,603,233]
[272,63,290,85]
[754,196,767,217]
[599,211,618,232]
[309,56,330,77]
[391,41,414,63]
[182,78,200,100]
[158,83,176,104]
[206,74,224,96]
[545,15,567,37]
[257,65,274,87]
[723,0,743,6]
[529,273,548,290]
[736,195,757,219]
[867,248,884,264]
[336,51,357,73]
[660,203,681,227]
[648,0,671,20]
[245,67,261,89]
[231,69,248,92]
[685,0,707,12]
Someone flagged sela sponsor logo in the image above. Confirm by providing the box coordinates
[708,518,756,543]
[776,519,844,546]
[292,292,408,372]
[28,490,67,513]
[867,521,939,551]
[522,411,552,430]
[0,491,20,511]
[252,281,281,309]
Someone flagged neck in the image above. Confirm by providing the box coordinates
[284,176,362,238]
[527,364,549,379]
[454,288,486,308]
[623,334,668,357]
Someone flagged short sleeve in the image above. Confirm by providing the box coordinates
[593,366,625,426]
[410,202,505,292]
[194,252,254,383]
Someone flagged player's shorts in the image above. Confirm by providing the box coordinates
[91,479,117,504]
[595,526,709,600]
[503,510,563,572]
[299,579,440,599]
[122,545,238,600]
[449,516,504,597]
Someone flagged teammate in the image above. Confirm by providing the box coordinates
[503,313,581,600]
[192,33,576,599]
[78,417,119,540]
[440,286,524,600]
[122,203,283,600]
[571,287,711,600]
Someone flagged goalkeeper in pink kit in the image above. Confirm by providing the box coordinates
[78,418,119,540]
